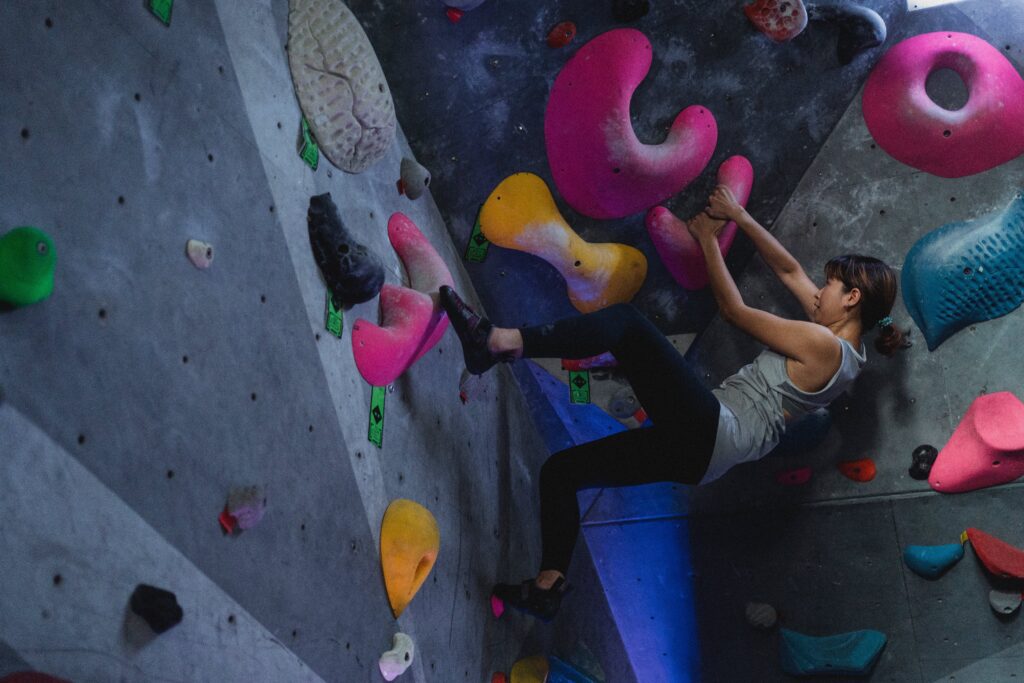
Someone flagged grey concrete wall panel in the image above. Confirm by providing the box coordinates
[288,0,396,173]
[0,0,587,679]
[0,405,324,683]
[0,641,31,679]
[687,500,919,682]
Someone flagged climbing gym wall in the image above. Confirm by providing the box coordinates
[0,1,632,681]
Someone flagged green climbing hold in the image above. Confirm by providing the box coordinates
[779,627,887,677]
[0,226,56,307]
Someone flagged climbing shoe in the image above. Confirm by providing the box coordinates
[439,285,512,375]
[491,577,568,622]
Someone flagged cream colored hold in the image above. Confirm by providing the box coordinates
[479,173,647,313]
[186,239,214,269]
[379,499,440,618]
[287,0,396,173]
[378,632,415,681]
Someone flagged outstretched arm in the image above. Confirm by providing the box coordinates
[707,186,819,319]
[688,213,837,367]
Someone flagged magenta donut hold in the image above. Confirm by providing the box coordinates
[863,32,1024,178]
[545,29,718,220]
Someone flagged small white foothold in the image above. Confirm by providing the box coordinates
[746,602,778,629]
[186,239,214,269]
[379,632,415,681]
[400,158,431,200]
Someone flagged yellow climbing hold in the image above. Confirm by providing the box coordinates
[479,173,647,313]
[510,655,549,683]
[380,499,440,618]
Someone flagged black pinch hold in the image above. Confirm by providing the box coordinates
[130,584,184,634]
[307,193,386,307]
[806,2,887,65]
[612,0,649,23]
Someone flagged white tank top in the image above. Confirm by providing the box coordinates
[700,338,867,485]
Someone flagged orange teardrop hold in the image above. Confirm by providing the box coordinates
[546,21,577,48]
[838,458,877,482]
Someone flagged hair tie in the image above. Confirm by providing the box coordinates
[877,315,893,329]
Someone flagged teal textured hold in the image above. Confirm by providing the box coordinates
[548,656,597,683]
[903,543,965,580]
[902,192,1024,350]
[779,628,887,677]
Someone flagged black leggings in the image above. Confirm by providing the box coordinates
[520,304,720,575]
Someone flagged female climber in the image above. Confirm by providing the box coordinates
[439,184,907,621]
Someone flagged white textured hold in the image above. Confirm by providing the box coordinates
[288,0,396,173]
[186,239,214,269]
[745,602,778,629]
[378,632,415,681]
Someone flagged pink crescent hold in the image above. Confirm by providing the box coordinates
[863,32,1024,178]
[646,156,754,291]
[928,391,1024,494]
[544,28,718,220]
[351,213,455,387]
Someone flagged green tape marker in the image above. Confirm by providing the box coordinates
[569,370,590,404]
[324,290,343,338]
[368,385,386,448]
[149,0,173,25]
[465,208,490,263]
[300,117,319,171]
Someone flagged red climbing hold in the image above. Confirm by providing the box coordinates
[490,594,505,618]
[838,458,877,482]
[218,506,238,534]
[966,528,1024,580]
[0,675,72,683]
[547,21,577,48]
[777,467,812,486]
[446,7,464,22]
[744,0,808,42]
[561,352,617,371]
[396,179,406,195]
[491,674,508,683]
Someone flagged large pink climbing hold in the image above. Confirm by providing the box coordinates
[928,392,1024,494]
[352,213,454,386]
[863,32,1024,178]
[544,29,718,220]
[744,0,807,42]
[645,156,754,291]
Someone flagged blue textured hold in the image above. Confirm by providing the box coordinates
[903,193,1024,350]
[548,656,597,683]
[779,628,887,677]
[903,543,965,580]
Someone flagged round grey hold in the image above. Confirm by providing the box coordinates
[608,387,639,418]
[400,158,431,199]
[989,589,1021,615]
[745,602,778,629]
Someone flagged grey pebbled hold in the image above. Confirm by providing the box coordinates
[288,0,396,173]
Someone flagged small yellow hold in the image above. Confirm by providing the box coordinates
[510,655,549,683]
[380,499,440,618]
[479,173,647,313]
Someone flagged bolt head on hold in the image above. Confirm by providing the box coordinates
[399,158,431,200]
[186,239,214,269]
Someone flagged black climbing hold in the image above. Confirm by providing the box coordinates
[612,0,649,23]
[307,193,385,307]
[130,584,183,634]
[807,3,887,65]
[909,444,938,480]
